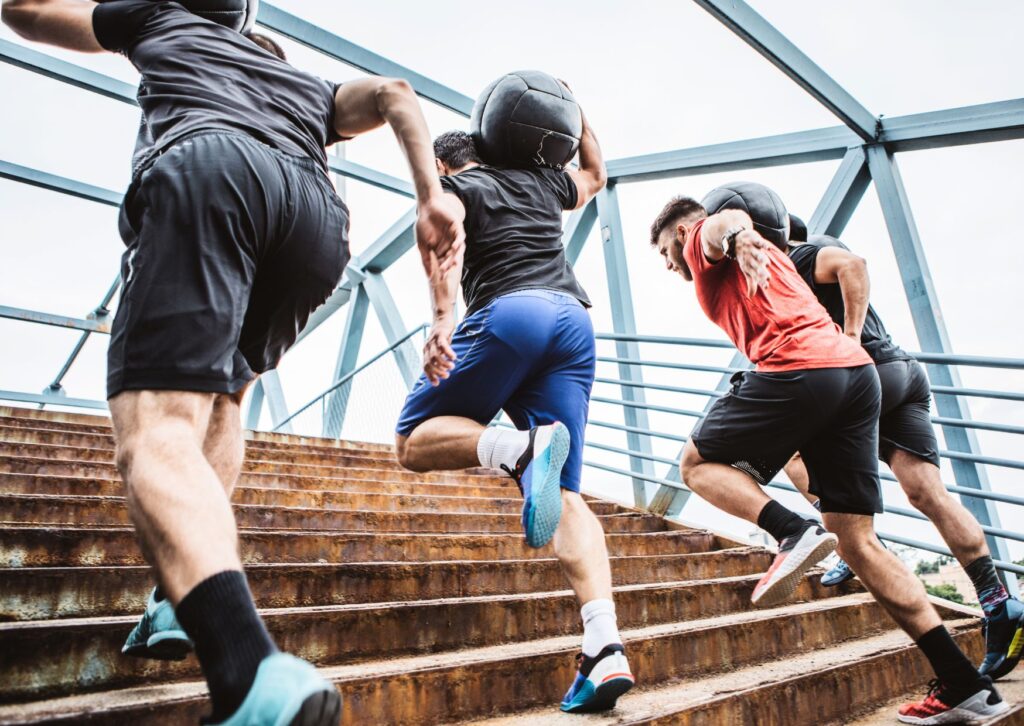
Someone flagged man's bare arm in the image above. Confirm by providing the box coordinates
[422,197,466,385]
[564,110,607,210]
[2,0,102,51]
[333,78,463,269]
[699,209,772,296]
[814,245,869,339]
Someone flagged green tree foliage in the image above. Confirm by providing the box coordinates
[925,583,965,604]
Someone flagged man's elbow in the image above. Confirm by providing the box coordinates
[374,77,415,113]
[2,0,42,39]
[844,255,868,278]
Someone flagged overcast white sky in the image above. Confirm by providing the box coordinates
[1,1,1022,562]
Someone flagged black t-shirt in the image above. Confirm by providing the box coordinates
[92,1,342,175]
[788,235,910,364]
[441,165,590,315]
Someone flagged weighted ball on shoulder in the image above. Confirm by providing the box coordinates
[701,181,790,251]
[173,0,259,33]
[470,70,582,170]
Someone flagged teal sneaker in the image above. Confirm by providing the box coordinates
[212,653,341,726]
[122,588,193,660]
[501,422,569,548]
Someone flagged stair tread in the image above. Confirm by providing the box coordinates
[844,674,1024,725]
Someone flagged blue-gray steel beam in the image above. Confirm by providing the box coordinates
[0,305,110,334]
[362,272,419,389]
[0,160,122,206]
[355,209,417,273]
[648,350,748,517]
[595,185,654,507]
[693,0,877,141]
[866,144,1018,594]
[0,389,107,411]
[244,380,265,430]
[0,38,136,104]
[606,126,858,183]
[322,283,370,438]
[327,158,414,198]
[257,4,473,117]
[563,200,598,265]
[880,98,1024,152]
[260,369,292,433]
[807,146,871,237]
[45,276,119,403]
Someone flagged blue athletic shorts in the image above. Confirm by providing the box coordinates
[396,289,595,492]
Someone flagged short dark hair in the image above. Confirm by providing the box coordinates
[246,32,287,61]
[788,213,807,243]
[650,196,706,245]
[434,130,482,170]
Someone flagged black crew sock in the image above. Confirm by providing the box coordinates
[757,500,810,543]
[916,625,982,701]
[964,555,1010,617]
[176,570,278,722]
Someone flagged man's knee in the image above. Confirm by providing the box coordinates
[110,391,214,480]
[680,441,705,490]
[394,434,423,471]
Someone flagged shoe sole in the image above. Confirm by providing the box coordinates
[523,423,569,549]
[987,620,1024,681]
[897,701,1010,724]
[288,688,341,726]
[821,566,856,588]
[561,677,635,714]
[122,631,193,661]
[752,532,838,608]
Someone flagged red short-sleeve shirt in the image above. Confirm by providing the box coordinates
[683,219,871,372]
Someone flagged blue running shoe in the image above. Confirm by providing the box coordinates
[122,588,193,660]
[821,558,856,587]
[501,422,569,548]
[212,653,340,726]
[560,644,634,713]
[980,597,1024,681]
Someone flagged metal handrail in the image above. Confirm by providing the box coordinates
[272,324,427,432]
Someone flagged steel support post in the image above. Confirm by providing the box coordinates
[322,283,370,438]
[808,146,871,237]
[362,271,419,389]
[563,199,599,265]
[244,380,265,430]
[595,185,654,507]
[648,350,748,517]
[866,144,1018,594]
[261,369,292,434]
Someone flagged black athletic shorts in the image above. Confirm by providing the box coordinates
[691,364,883,515]
[107,132,350,398]
[877,358,940,467]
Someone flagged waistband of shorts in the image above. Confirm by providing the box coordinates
[494,288,585,306]
[134,129,327,178]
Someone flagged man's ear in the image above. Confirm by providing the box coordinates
[675,222,688,244]
[435,158,446,176]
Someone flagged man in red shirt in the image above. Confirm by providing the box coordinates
[648,196,1007,724]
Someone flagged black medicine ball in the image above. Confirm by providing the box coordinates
[172,0,259,33]
[701,181,790,251]
[470,70,582,170]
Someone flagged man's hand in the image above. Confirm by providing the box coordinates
[416,194,465,273]
[844,329,862,341]
[423,316,456,386]
[733,229,772,297]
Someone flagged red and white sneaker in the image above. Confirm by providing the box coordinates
[898,677,1008,724]
[751,523,837,607]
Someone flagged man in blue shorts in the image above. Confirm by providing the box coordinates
[394,113,635,713]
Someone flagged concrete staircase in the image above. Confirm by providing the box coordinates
[0,406,1018,725]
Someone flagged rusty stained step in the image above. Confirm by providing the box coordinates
[0,476,624,517]
[0,471,515,501]
[0,548,776,621]
[0,493,660,535]
[468,620,987,726]
[0,454,506,488]
[0,583,875,705]
[0,594,916,725]
[0,526,722,568]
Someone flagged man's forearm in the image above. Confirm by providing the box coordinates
[837,260,869,337]
[577,114,606,184]
[2,0,103,51]
[428,251,461,322]
[376,80,443,203]
[700,209,752,262]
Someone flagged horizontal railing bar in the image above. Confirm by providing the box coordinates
[931,416,1024,436]
[587,418,688,443]
[597,356,741,376]
[940,449,1024,471]
[327,158,414,198]
[879,471,1024,508]
[583,460,687,490]
[885,503,1024,544]
[0,305,110,334]
[0,389,107,411]
[930,385,1024,403]
[594,377,725,399]
[584,440,680,467]
[590,396,706,418]
[0,160,122,206]
[912,351,1024,370]
[877,533,1024,577]
[595,332,735,349]
[0,38,137,104]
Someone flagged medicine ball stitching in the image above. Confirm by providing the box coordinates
[507,85,574,169]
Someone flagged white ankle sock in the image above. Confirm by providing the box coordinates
[581,598,620,657]
[476,426,530,471]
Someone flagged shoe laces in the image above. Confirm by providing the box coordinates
[924,678,947,703]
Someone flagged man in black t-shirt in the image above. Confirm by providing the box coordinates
[3,2,463,724]
[393,112,635,714]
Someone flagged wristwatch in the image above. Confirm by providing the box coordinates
[720,226,745,259]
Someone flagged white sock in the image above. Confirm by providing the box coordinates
[581,598,620,657]
[476,426,531,471]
